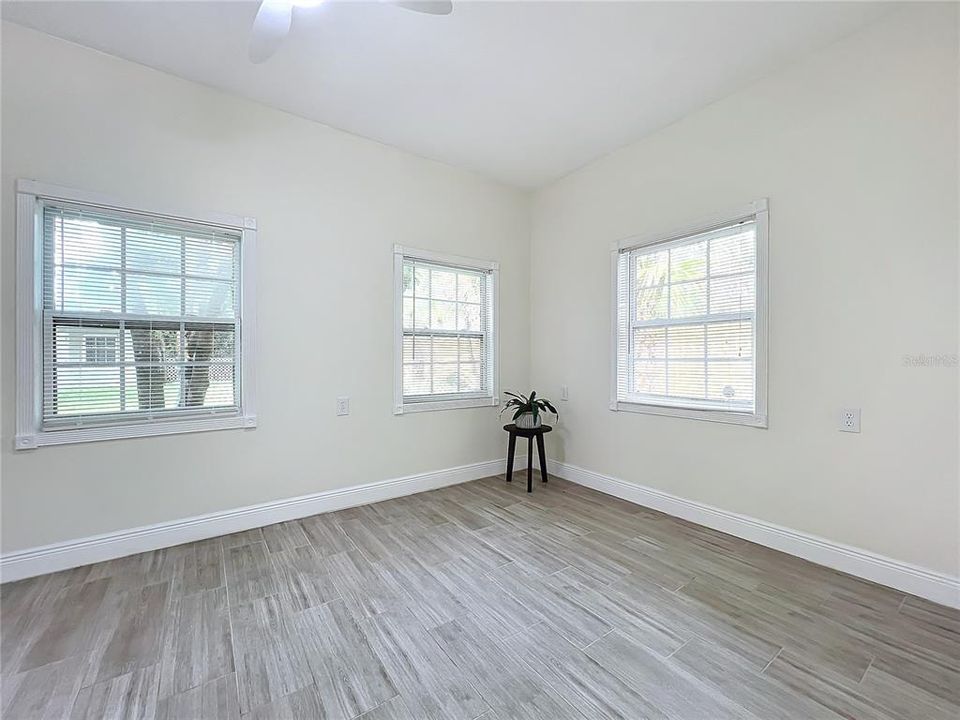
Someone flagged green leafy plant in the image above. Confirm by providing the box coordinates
[499,390,559,424]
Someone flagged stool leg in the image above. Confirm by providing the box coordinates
[537,433,549,484]
[527,436,533,493]
[505,432,516,482]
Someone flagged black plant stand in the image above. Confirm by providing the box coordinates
[503,423,553,493]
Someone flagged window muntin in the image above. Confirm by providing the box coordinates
[395,248,497,413]
[614,206,766,425]
[40,201,241,428]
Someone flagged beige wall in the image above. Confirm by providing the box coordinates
[0,22,530,552]
[530,5,959,576]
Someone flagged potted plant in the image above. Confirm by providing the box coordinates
[500,390,559,429]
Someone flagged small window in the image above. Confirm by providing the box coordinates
[394,245,498,414]
[611,200,768,427]
[15,180,257,448]
[84,335,118,364]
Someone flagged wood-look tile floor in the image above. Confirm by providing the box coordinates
[2,474,958,719]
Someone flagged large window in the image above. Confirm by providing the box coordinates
[394,245,498,413]
[612,200,767,427]
[16,181,257,448]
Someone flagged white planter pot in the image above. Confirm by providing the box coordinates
[515,413,541,429]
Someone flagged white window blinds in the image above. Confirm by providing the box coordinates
[395,248,497,413]
[613,206,766,425]
[41,201,242,428]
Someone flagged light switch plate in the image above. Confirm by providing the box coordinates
[336,397,350,416]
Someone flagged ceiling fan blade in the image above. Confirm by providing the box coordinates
[389,1,453,16]
[249,0,293,64]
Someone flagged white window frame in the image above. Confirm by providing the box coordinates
[393,244,499,414]
[15,179,258,449]
[610,198,768,428]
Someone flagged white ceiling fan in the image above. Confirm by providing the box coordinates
[249,0,453,64]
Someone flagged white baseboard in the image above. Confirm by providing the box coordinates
[549,459,960,609]
[0,456,519,583]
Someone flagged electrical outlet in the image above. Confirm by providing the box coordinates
[561,385,569,401]
[336,397,350,416]
[839,408,860,433]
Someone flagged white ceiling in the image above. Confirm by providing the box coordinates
[2,1,893,188]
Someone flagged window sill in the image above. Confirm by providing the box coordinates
[611,401,766,428]
[395,396,498,415]
[16,414,257,449]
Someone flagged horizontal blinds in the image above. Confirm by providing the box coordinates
[616,220,757,412]
[401,257,493,400]
[41,201,242,426]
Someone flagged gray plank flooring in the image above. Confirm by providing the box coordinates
[2,474,958,719]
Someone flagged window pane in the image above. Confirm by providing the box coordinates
[403,364,431,395]
[633,360,666,395]
[670,241,706,282]
[431,269,457,301]
[458,303,481,332]
[413,299,430,330]
[710,231,754,276]
[669,361,706,399]
[707,321,752,359]
[635,249,668,288]
[126,227,180,274]
[402,264,414,297]
[123,364,180,411]
[707,359,754,406]
[432,336,458,364]
[459,336,483,362]
[47,365,123,416]
[670,280,707,318]
[636,286,668,321]
[414,266,430,298]
[458,274,482,303]
[185,278,235,318]
[56,266,121,313]
[127,273,181,316]
[124,326,181,363]
[709,273,754,315]
[185,237,234,279]
[431,300,457,330]
[403,334,431,363]
[460,363,482,392]
[667,325,704,358]
[633,327,665,360]
[57,216,122,268]
[432,364,458,394]
[184,363,235,407]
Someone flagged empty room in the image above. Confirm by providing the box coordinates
[1,1,957,718]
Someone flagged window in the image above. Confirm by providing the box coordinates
[84,335,118,364]
[611,199,768,427]
[15,180,257,448]
[394,245,498,413]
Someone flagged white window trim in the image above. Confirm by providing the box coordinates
[609,198,768,428]
[15,179,258,449]
[393,244,499,415]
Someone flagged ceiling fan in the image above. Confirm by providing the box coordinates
[249,0,453,64]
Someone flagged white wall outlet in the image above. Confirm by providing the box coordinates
[839,408,860,433]
[336,397,350,416]
[561,385,569,401]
